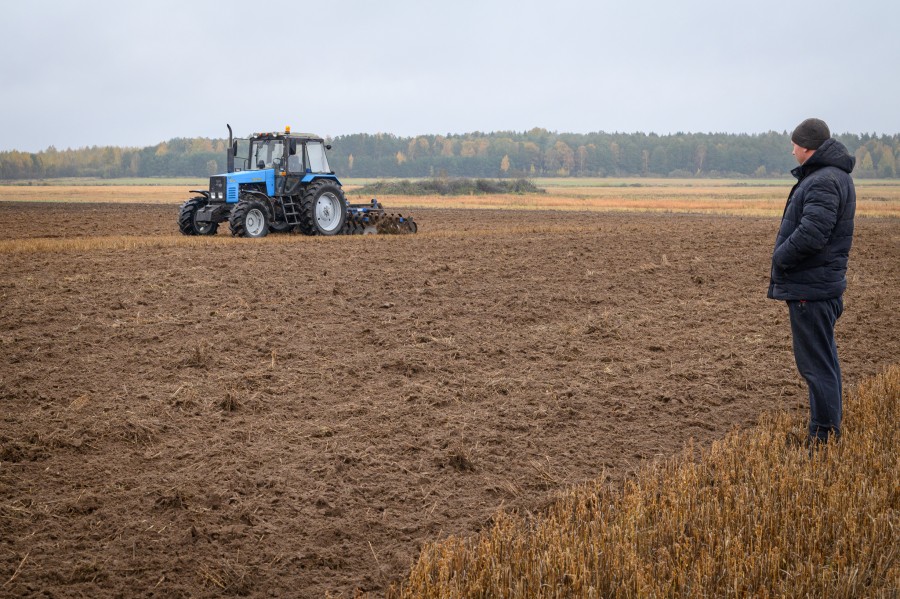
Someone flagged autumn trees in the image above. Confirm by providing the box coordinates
[325,130,898,179]
[2,131,897,180]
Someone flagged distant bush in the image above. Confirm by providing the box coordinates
[356,178,545,196]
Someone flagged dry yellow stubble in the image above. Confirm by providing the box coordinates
[389,365,900,598]
[2,181,898,217]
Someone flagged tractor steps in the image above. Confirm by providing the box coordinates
[279,196,303,226]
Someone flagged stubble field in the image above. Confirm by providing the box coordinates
[0,186,898,597]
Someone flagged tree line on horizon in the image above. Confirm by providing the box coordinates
[1,129,897,180]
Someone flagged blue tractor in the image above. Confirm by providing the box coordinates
[178,125,417,237]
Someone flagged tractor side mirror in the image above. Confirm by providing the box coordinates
[325,144,332,150]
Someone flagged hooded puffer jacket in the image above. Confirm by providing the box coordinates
[767,138,856,301]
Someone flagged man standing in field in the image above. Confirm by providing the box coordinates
[768,118,856,444]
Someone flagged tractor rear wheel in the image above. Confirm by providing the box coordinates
[229,197,270,238]
[298,180,348,236]
[178,197,218,236]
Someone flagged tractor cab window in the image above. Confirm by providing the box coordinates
[305,141,331,173]
[234,139,250,171]
[250,139,284,170]
[287,140,304,173]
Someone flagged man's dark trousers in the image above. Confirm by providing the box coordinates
[787,297,844,441]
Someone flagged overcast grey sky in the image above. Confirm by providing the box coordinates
[2,0,898,152]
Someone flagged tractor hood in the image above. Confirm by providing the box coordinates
[211,169,276,202]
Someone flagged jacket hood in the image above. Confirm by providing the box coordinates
[796,138,855,177]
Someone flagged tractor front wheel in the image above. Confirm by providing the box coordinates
[229,198,270,238]
[178,197,218,236]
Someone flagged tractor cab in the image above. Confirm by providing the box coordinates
[233,129,333,179]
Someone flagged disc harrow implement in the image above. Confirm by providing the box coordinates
[343,200,418,235]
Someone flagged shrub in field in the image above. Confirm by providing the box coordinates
[389,365,899,598]
[356,178,545,196]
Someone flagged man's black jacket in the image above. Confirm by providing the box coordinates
[768,138,856,301]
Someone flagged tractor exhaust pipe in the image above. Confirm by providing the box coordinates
[226,124,235,173]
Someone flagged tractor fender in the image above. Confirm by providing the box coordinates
[189,190,210,199]
[238,189,275,219]
[301,173,342,186]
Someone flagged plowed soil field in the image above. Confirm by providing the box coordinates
[1,202,897,598]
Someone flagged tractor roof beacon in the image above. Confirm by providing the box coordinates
[178,124,417,238]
